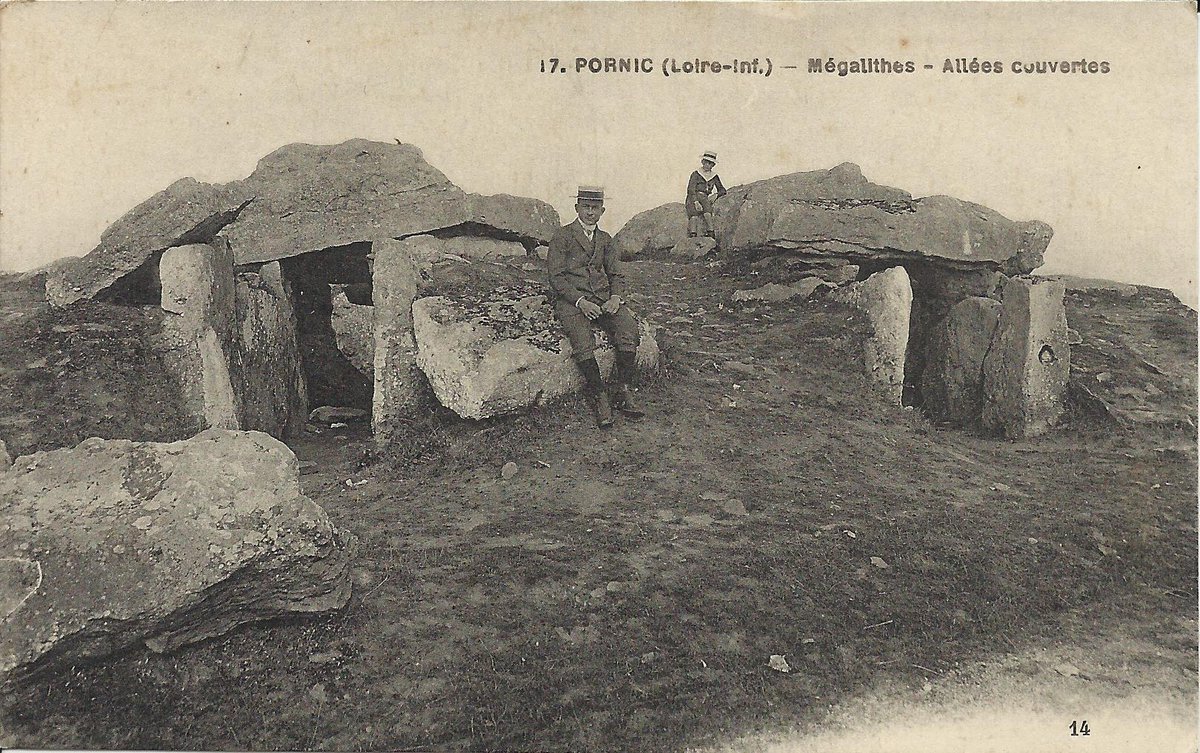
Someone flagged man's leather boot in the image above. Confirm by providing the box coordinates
[589,388,615,428]
[612,351,645,418]
[577,356,614,428]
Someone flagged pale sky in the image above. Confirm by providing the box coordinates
[1,1,1196,306]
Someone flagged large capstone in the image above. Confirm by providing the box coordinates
[921,296,1002,425]
[715,163,1052,275]
[47,141,559,308]
[222,141,558,266]
[0,430,352,690]
[45,179,251,308]
[829,266,913,404]
[981,277,1070,438]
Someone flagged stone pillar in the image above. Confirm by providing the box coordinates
[829,266,913,404]
[231,261,309,438]
[920,296,1002,425]
[981,277,1069,438]
[158,242,238,430]
[371,239,422,446]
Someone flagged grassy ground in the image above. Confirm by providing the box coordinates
[2,260,1196,751]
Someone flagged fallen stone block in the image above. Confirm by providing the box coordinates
[412,294,659,420]
[309,406,369,424]
[921,296,1001,425]
[732,278,828,304]
[0,429,353,690]
[982,277,1070,438]
[331,285,376,378]
[669,237,718,260]
[829,266,913,404]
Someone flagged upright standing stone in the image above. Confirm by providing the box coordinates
[372,239,422,445]
[981,277,1069,438]
[158,242,238,429]
[231,262,309,437]
[921,296,1002,425]
[829,266,913,404]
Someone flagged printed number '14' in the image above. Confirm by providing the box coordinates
[1070,721,1091,736]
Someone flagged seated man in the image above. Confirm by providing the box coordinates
[547,185,645,428]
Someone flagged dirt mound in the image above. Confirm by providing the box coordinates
[0,275,197,457]
[3,259,1193,752]
[1064,282,1197,435]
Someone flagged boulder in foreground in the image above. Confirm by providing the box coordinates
[0,429,352,689]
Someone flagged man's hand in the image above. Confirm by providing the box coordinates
[577,298,602,320]
[694,201,703,212]
[601,295,622,314]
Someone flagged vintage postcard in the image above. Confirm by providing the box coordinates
[0,2,1196,752]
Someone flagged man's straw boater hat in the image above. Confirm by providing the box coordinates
[574,185,606,202]
[701,151,718,163]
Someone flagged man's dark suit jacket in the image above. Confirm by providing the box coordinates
[546,219,626,306]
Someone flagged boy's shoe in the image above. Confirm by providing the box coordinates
[588,390,615,428]
[611,384,645,418]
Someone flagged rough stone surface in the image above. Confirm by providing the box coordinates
[829,266,913,403]
[412,293,659,420]
[612,203,688,259]
[0,441,10,471]
[465,193,561,246]
[715,163,1052,275]
[371,239,424,444]
[440,236,527,261]
[230,263,308,437]
[670,237,718,260]
[732,279,827,304]
[46,179,250,308]
[982,277,1070,438]
[805,263,860,284]
[157,242,239,430]
[222,141,557,265]
[921,297,1002,425]
[330,285,376,378]
[1045,274,1139,297]
[0,430,352,689]
[45,141,558,307]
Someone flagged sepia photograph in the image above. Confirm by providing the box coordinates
[0,1,1196,751]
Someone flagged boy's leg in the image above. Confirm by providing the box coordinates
[554,299,613,427]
